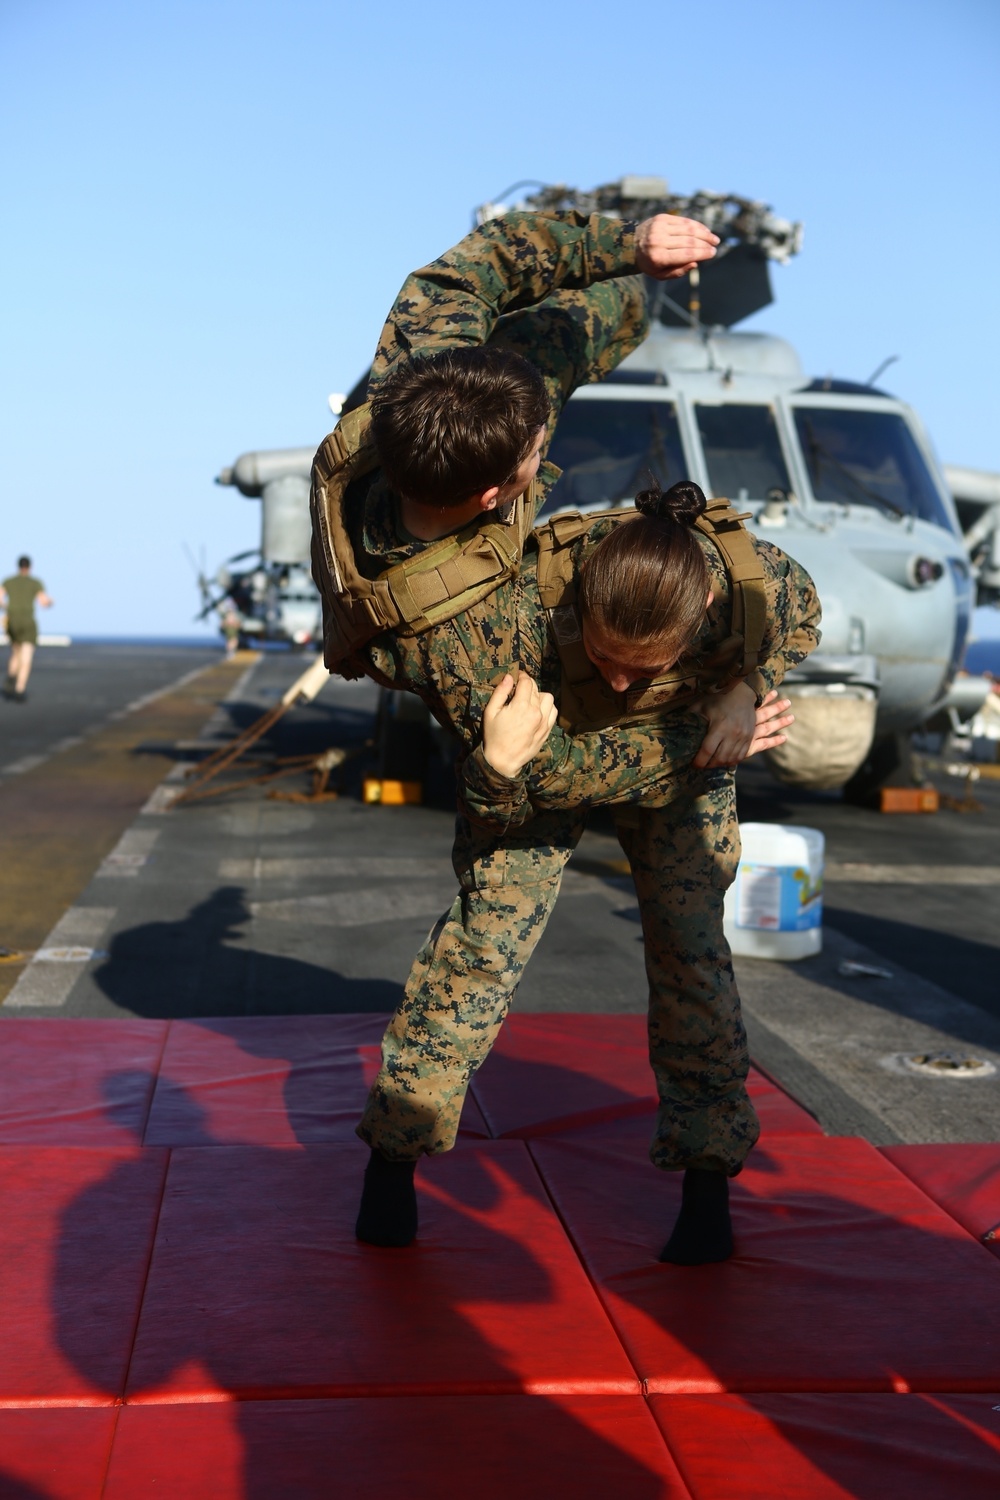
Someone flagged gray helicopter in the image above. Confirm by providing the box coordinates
[197,447,323,648]
[211,176,995,797]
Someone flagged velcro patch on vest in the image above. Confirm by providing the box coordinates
[548,605,583,645]
[626,678,699,712]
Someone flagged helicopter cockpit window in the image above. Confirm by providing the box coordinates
[694,404,792,501]
[792,407,954,530]
[540,399,686,516]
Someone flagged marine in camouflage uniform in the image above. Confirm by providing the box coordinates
[334,212,819,1176]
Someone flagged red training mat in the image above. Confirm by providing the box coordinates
[0,1409,117,1500]
[881,1144,1000,1260]
[471,1014,819,1139]
[125,1141,639,1401]
[529,1134,1000,1392]
[0,1145,168,1404]
[471,1013,655,1137]
[106,1396,691,1499]
[0,1018,166,1144]
[544,1071,821,1151]
[649,1392,1000,1499]
[746,1067,823,1136]
[144,1014,488,1146]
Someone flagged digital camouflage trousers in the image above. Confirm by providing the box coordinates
[357,768,761,1176]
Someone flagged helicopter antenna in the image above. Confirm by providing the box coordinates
[647,283,700,328]
[864,354,900,388]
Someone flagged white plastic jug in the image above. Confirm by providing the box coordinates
[723,823,824,961]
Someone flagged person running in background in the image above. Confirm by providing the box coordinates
[218,598,242,658]
[1,556,53,703]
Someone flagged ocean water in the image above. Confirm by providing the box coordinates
[964,639,1000,677]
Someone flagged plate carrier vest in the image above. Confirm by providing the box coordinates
[534,498,769,731]
[311,406,768,725]
[310,404,538,676]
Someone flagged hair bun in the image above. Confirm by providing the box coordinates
[634,479,707,526]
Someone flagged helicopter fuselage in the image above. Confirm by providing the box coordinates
[541,324,972,779]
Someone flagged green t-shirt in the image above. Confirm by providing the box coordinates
[3,575,43,628]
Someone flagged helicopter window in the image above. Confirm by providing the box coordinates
[694,404,791,501]
[793,408,953,529]
[540,399,686,515]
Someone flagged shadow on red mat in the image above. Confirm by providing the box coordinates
[3,1014,998,1496]
[650,1391,1000,1499]
[529,1133,1000,1398]
[31,1067,672,1498]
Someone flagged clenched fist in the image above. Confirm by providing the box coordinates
[482,673,558,779]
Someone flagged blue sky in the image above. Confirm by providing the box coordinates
[1,0,998,638]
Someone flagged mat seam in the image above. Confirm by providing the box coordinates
[522,1139,645,1397]
[97,1402,122,1500]
[139,1021,174,1149]
[119,1146,172,1406]
[875,1148,1000,1264]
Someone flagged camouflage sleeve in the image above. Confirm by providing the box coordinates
[456,714,708,834]
[491,276,649,461]
[458,745,536,835]
[369,212,637,387]
[747,542,823,700]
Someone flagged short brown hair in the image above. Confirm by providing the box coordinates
[370,347,550,508]
[579,482,710,661]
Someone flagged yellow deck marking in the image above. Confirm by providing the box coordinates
[0,654,257,1006]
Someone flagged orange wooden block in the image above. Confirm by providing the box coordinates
[880,786,940,813]
[362,778,422,805]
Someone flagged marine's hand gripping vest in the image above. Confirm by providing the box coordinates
[310,404,538,677]
[534,499,769,731]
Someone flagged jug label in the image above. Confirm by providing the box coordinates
[736,863,822,931]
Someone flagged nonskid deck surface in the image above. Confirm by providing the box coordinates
[0,1012,999,1498]
[4,645,1000,1149]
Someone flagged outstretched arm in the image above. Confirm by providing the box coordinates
[370,211,718,386]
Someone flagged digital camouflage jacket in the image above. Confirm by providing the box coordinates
[333,210,820,823]
[457,521,821,835]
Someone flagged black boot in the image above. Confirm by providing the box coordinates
[659,1167,733,1265]
[355,1149,418,1247]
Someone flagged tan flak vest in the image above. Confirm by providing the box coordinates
[310,404,538,676]
[535,498,769,731]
